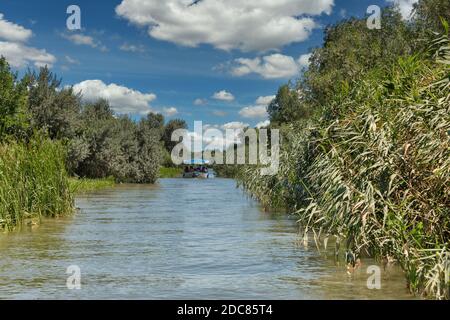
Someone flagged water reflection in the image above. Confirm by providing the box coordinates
[0,179,414,299]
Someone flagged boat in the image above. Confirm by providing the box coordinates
[182,159,215,179]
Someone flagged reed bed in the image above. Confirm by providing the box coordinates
[238,39,450,299]
[0,138,74,231]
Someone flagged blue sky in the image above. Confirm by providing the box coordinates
[0,0,413,129]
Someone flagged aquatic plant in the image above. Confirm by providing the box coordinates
[0,138,74,230]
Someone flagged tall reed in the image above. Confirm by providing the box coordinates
[0,138,74,230]
[238,36,450,299]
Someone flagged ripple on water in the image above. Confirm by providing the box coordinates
[0,178,414,299]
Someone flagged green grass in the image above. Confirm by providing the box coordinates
[159,167,182,178]
[69,177,116,194]
[0,138,74,231]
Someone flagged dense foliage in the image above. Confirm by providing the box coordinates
[0,56,183,228]
[238,0,450,299]
[0,138,73,231]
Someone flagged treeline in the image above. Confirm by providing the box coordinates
[0,62,187,183]
[238,0,450,299]
[0,57,187,229]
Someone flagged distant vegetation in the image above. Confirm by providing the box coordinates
[159,167,182,178]
[0,54,187,229]
[69,177,116,194]
[238,1,450,299]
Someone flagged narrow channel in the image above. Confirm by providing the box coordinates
[0,179,413,299]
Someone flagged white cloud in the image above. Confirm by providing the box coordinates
[194,98,208,106]
[65,55,79,64]
[212,90,235,102]
[61,33,108,51]
[297,53,312,68]
[182,121,252,152]
[239,95,274,119]
[239,105,268,119]
[256,95,276,106]
[0,14,55,69]
[256,120,270,129]
[0,41,56,68]
[0,13,32,42]
[221,122,249,131]
[115,0,333,52]
[231,53,311,79]
[387,0,418,20]
[72,80,157,115]
[120,43,146,53]
[163,107,178,116]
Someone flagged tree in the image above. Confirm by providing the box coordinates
[268,84,310,125]
[413,0,450,35]
[163,119,187,152]
[304,7,411,107]
[24,67,81,140]
[0,57,28,140]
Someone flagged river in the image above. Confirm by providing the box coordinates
[0,179,414,299]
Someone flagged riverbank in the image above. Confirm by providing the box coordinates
[69,177,116,194]
[159,167,182,178]
[238,35,450,299]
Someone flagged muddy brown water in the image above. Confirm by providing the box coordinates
[0,179,414,299]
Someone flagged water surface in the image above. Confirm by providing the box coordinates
[0,179,413,299]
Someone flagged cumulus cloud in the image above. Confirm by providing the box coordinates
[256,95,276,106]
[387,0,418,20]
[163,107,178,116]
[0,13,33,42]
[0,41,56,68]
[231,53,312,79]
[194,98,208,106]
[182,121,253,152]
[61,33,108,51]
[212,90,235,102]
[0,13,55,68]
[115,0,333,52]
[72,80,157,115]
[239,105,268,119]
[221,122,249,131]
[239,95,274,119]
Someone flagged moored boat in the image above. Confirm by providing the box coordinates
[182,159,215,179]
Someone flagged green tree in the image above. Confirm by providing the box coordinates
[163,119,187,152]
[268,84,310,125]
[304,7,411,108]
[413,0,450,34]
[24,67,81,140]
[0,57,28,140]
